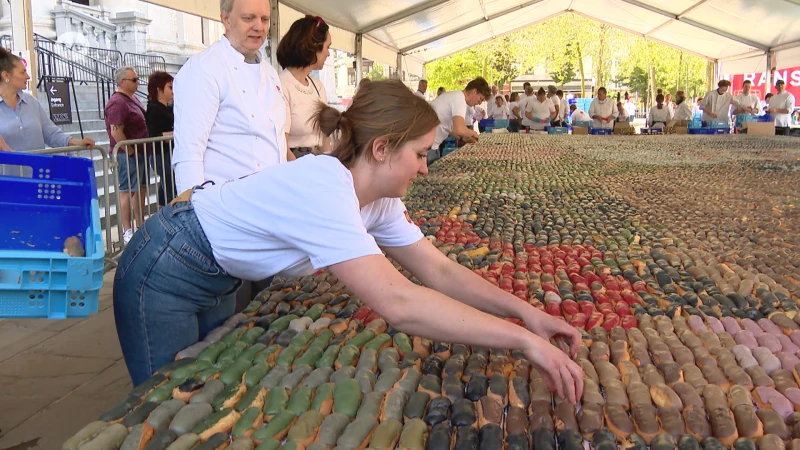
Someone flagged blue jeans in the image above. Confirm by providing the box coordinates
[113,192,240,386]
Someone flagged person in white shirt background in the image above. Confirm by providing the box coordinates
[430,77,489,155]
[769,80,796,135]
[664,93,675,116]
[508,92,522,132]
[648,94,672,129]
[692,96,703,118]
[588,87,618,129]
[616,101,627,123]
[518,82,531,103]
[490,95,509,121]
[732,80,760,116]
[547,85,562,126]
[524,87,556,131]
[623,97,636,122]
[701,79,733,125]
[518,85,535,130]
[473,102,487,132]
[761,93,773,116]
[436,86,446,97]
[557,89,569,126]
[569,104,591,124]
[278,15,333,159]
[173,0,291,194]
[673,90,694,121]
[173,0,291,311]
[415,79,427,99]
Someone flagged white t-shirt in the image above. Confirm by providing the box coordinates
[771,91,796,127]
[491,104,509,120]
[559,98,569,121]
[509,101,521,120]
[279,70,328,149]
[588,98,618,129]
[733,93,760,114]
[192,155,424,281]
[472,104,486,124]
[648,105,672,127]
[623,101,636,117]
[549,95,561,120]
[702,89,733,123]
[525,97,555,130]
[431,91,469,149]
[415,90,426,99]
[571,109,591,124]
[673,102,693,121]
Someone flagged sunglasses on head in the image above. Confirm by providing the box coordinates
[305,15,324,31]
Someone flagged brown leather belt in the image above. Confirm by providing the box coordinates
[170,189,193,206]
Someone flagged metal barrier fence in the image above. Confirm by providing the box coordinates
[110,136,176,256]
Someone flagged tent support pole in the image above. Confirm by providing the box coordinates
[396,53,403,80]
[765,50,773,96]
[355,33,363,86]
[270,0,280,69]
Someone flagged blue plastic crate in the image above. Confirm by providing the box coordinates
[492,119,509,129]
[707,120,730,129]
[547,127,569,135]
[688,127,707,135]
[758,115,774,122]
[574,121,592,127]
[479,119,495,128]
[0,152,104,319]
[709,127,731,134]
[590,128,613,135]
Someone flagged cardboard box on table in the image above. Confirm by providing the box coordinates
[572,126,589,135]
[744,122,775,135]
[667,119,690,134]
[613,122,632,135]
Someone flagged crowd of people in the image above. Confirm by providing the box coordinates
[422,76,796,138]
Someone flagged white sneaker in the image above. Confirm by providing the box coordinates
[122,228,134,245]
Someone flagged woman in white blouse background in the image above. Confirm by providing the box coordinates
[277,15,332,158]
[648,94,672,129]
[113,81,585,404]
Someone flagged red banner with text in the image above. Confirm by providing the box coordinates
[724,65,800,100]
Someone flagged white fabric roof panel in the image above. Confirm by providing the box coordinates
[408,0,570,62]
[145,0,800,65]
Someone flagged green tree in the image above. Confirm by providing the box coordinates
[549,43,576,87]
[367,62,387,81]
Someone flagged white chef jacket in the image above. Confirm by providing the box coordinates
[673,102,693,121]
[733,93,760,114]
[173,35,288,193]
[701,89,733,123]
[648,105,672,127]
[770,92,796,127]
[588,98,618,129]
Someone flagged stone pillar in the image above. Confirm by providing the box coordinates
[110,11,151,54]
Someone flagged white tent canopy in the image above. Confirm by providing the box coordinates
[143,0,800,78]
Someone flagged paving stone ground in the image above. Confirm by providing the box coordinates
[0,271,132,450]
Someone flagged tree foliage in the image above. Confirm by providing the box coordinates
[367,62,387,81]
[426,12,711,103]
